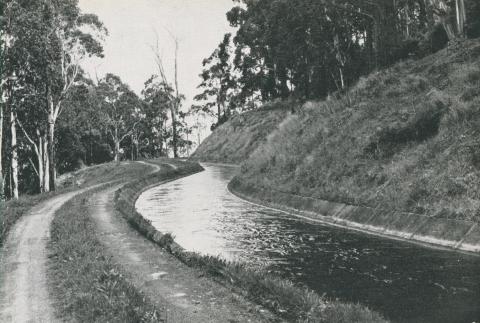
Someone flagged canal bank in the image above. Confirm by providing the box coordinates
[136,164,480,323]
[228,177,480,255]
[123,162,387,323]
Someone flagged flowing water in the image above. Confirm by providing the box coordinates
[136,164,480,323]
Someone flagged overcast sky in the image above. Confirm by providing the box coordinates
[78,0,236,108]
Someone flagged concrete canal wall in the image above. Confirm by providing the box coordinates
[229,178,480,255]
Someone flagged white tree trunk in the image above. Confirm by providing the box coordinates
[47,101,56,191]
[10,110,18,199]
[43,138,50,192]
[114,127,120,162]
[456,0,466,36]
[37,135,45,193]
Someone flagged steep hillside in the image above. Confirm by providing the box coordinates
[198,39,480,223]
[190,103,290,163]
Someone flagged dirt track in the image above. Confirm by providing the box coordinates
[88,162,278,322]
[0,189,90,322]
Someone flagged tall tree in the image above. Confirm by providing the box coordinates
[193,33,236,125]
[42,0,106,190]
[150,31,182,157]
[141,75,171,157]
[97,74,142,162]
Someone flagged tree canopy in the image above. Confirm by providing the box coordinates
[191,0,480,123]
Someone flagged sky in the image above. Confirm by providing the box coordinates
[78,0,236,108]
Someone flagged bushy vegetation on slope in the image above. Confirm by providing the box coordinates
[229,39,480,222]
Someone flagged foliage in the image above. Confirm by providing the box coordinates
[192,33,238,127]
[96,74,143,162]
[188,0,479,124]
[140,75,173,157]
[1,0,106,194]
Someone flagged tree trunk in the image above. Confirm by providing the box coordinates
[37,135,45,193]
[135,141,139,161]
[130,135,134,161]
[0,103,3,192]
[114,140,120,162]
[172,36,180,158]
[10,110,18,199]
[456,0,466,37]
[114,126,120,162]
[43,138,50,192]
[47,89,56,191]
[171,106,178,158]
[48,118,56,191]
[339,67,345,90]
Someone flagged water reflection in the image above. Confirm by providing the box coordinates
[136,164,480,323]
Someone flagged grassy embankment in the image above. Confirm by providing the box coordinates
[0,161,149,246]
[197,39,480,224]
[115,161,387,323]
[190,102,291,164]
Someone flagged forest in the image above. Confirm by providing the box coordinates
[193,0,480,123]
[0,0,193,198]
[1,0,479,199]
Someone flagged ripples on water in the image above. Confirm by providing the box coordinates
[136,164,480,323]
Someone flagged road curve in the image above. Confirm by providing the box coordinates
[0,188,96,322]
[0,161,161,322]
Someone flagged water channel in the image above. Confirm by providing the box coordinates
[136,164,480,323]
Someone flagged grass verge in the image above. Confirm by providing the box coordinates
[115,161,387,323]
[47,184,162,322]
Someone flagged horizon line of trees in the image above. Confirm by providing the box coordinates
[191,0,480,127]
[1,0,192,200]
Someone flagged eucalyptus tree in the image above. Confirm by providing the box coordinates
[141,75,172,157]
[1,0,106,194]
[193,33,236,125]
[150,31,183,157]
[222,0,477,106]
[1,0,48,197]
[41,0,106,190]
[97,74,143,162]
